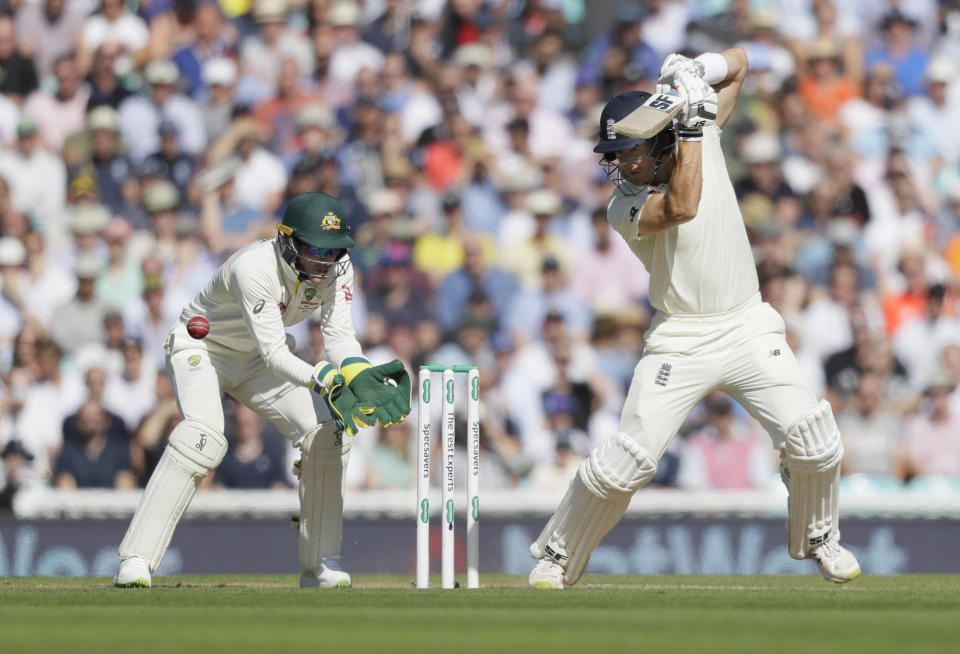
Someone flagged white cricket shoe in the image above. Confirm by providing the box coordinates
[812,540,861,583]
[113,555,152,588]
[300,557,352,588]
[528,558,565,589]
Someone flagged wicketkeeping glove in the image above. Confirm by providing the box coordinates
[311,362,364,435]
[346,359,412,427]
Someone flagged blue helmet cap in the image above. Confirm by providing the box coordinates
[593,91,652,155]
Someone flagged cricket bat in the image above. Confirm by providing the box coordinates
[612,91,684,139]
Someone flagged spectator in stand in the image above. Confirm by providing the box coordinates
[216,400,292,489]
[894,284,960,392]
[506,256,591,346]
[897,367,960,480]
[570,206,649,314]
[327,1,385,90]
[50,254,107,356]
[436,233,517,333]
[15,0,86,77]
[69,106,134,216]
[76,0,149,75]
[85,41,133,110]
[210,118,288,215]
[364,241,433,328]
[23,51,90,154]
[837,371,903,479]
[254,57,319,153]
[865,10,930,98]
[0,440,41,511]
[0,13,39,103]
[170,0,235,99]
[199,57,239,143]
[0,116,67,235]
[364,422,413,490]
[140,120,197,204]
[882,246,933,337]
[104,339,157,433]
[677,393,774,490]
[734,131,802,230]
[501,189,571,291]
[908,57,960,165]
[796,38,859,124]
[14,339,84,480]
[238,0,314,106]
[18,230,76,329]
[54,399,135,489]
[119,59,207,163]
[579,4,659,89]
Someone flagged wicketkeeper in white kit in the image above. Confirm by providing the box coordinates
[114,192,411,588]
[529,49,861,587]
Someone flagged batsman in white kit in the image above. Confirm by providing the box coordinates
[529,49,861,588]
[114,192,411,588]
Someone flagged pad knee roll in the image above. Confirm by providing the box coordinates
[119,419,227,570]
[579,432,658,499]
[782,401,843,559]
[297,421,352,571]
[782,399,843,472]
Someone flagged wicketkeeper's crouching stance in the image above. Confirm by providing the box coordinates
[114,192,411,588]
[529,50,861,588]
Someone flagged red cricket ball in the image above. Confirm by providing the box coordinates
[187,316,210,339]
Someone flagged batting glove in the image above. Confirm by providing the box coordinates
[674,70,718,139]
[658,53,705,87]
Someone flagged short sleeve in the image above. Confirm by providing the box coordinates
[606,186,652,243]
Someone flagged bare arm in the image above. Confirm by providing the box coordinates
[636,141,703,235]
[713,48,749,129]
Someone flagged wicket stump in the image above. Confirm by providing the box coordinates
[416,364,480,589]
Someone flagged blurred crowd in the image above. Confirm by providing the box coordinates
[2,0,960,510]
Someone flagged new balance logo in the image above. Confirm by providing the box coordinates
[654,362,672,387]
[769,349,781,358]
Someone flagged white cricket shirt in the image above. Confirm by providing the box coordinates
[607,125,759,316]
[172,238,363,387]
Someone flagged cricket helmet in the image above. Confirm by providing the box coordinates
[595,91,675,194]
[277,192,353,282]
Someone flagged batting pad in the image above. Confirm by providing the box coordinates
[530,475,631,586]
[580,431,658,498]
[782,400,844,559]
[297,421,351,571]
[530,433,655,585]
[119,419,227,571]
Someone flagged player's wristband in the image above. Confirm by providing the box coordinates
[676,128,703,142]
[340,356,373,384]
[311,360,337,394]
[694,52,728,85]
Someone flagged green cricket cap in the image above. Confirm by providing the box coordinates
[279,192,354,248]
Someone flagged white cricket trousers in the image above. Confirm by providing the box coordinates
[165,323,330,443]
[622,294,818,457]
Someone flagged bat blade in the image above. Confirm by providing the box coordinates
[612,93,683,139]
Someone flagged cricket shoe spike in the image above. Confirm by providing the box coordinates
[528,557,565,589]
[811,539,861,583]
[300,557,352,588]
[113,555,152,588]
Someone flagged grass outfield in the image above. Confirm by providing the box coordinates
[2,575,959,653]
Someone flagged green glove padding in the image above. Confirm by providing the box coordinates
[319,374,363,436]
[346,360,412,426]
